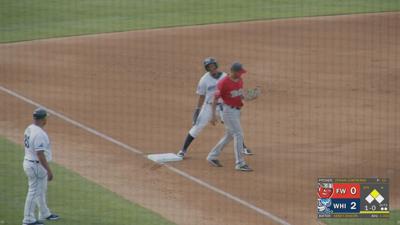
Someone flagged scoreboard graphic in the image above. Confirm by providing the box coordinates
[317,178,389,218]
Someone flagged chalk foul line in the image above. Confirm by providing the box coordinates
[0,85,291,225]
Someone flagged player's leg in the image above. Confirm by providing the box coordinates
[226,108,246,167]
[190,104,213,137]
[206,106,234,166]
[22,162,40,224]
[215,104,255,154]
[216,103,224,123]
[36,165,52,220]
[224,107,252,171]
[178,105,212,157]
[206,131,232,167]
[242,141,253,155]
[217,104,251,155]
[233,132,252,171]
[177,134,194,157]
[238,110,253,155]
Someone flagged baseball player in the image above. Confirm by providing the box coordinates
[177,57,253,158]
[22,108,59,225]
[207,62,258,171]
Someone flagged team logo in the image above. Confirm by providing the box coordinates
[317,198,333,214]
[230,89,243,98]
[318,182,333,198]
[207,85,217,91]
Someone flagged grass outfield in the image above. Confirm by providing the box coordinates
[322,212,400,225]
[0,0,399,43]
[0,137,175,225]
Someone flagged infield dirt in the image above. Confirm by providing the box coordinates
[1,12,399,225]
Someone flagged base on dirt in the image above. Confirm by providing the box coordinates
[147,153,183,163]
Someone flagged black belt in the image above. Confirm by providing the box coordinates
[227,105,241,110]
[25,159,39,163]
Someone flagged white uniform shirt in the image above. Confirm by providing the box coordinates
[24,124,52,162]
[196,72,227,104]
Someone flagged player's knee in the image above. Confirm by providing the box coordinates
[188,131,198,138]
[232,132,243,139]
[189,127,201,138]
[192,124,207,135]
[27,189,38,195]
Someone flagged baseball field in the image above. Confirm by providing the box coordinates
[1,1,399,225]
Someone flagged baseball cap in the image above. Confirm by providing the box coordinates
[231,62,247,76]
[33,108,48,120]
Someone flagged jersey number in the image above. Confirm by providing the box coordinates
[24,134,30,148]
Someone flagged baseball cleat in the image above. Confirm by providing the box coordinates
[235,164,253,172]
[24,221,44,225]
[242,148,254,155]
[208,159,223,167]
[177,150,186,158]
[45,214,60,221]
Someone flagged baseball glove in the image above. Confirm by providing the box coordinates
[243,87,261,101]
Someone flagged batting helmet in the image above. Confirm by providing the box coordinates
[203,57,218,71]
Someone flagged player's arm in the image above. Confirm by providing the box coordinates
[210,96,219,126]
[37,151,53,181]
[34,134,53,181]
[196,95,205,108]
[193,78,207,125]
[211,82,223,125]
[192,95,205,125]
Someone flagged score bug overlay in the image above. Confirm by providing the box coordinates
[317,178,389,218]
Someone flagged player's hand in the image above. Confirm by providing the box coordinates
[210,114,218,126]
[47,170,53,181]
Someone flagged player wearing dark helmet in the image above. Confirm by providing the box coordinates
[177,57,253,158]
[203,57,218,71]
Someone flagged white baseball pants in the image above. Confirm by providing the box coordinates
[22,160,51,224]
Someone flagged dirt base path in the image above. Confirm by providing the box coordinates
[1,12,399,225]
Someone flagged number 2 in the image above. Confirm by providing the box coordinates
[351,202,357,210]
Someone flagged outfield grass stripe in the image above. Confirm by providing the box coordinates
[0,84,293,225]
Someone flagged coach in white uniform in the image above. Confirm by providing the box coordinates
[22,108,59,225]
[177,57,253,158]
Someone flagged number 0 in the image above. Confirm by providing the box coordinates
[350,187,357,195]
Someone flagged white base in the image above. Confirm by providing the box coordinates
[147,153,183,163]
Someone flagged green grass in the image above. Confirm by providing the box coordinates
[0,137,175,225]
[1,0,399,43]
[321,212,400,225]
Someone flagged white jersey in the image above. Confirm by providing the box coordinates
[24,124,52,162]
[196,72,227,104]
